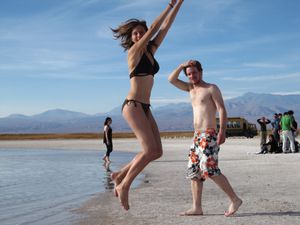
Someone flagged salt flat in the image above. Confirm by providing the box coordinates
[1,137,299,225]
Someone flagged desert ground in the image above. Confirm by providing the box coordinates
[1,137,299,225]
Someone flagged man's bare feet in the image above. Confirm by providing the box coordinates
[224,198,242,217]
[180,208,203,216]
[115,185,130,210]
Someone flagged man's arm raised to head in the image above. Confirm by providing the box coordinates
[168,62,191,92]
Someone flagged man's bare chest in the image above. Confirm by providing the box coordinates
[190,90,211,106]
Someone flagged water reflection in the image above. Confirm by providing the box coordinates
[102,162,114,190]
[0,149,136,225]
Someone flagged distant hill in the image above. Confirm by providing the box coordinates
[32,109,89,121]
[225,92,300,123]
[0,92,299,134]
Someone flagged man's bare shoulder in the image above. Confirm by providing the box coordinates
[192,81,211,88]
[204,83,222,99]
[206,82,217,88]
[198,82,219,92]
[191,82,220,95]
[207,83,220,91]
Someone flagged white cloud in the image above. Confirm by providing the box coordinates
[242,63,287,69]
[223,72,300,81]
[271,91,300,95]
[151,97,190,104]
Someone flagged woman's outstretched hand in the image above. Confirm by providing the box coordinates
[170,0,177,6]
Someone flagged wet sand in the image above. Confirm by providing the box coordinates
[2,137,300,225]
[75,137,300,225]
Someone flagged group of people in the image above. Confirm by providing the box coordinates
[257,110,298,154]
[101,0,242,217]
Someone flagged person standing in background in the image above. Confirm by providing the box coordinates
[257,117,271,149]
[271,113,281,145]
[288,110,297,138]
[281,112,296,153]
[103,117,113,163]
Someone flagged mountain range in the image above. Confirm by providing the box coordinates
[1,92,299,134]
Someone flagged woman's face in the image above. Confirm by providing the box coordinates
[131,25,146,43]
[269,136,273,141]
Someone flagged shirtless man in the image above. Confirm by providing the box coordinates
[168,60,242,217]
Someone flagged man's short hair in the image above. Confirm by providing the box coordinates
[183,60,203,76]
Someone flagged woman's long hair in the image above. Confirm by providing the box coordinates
[111,19,148,50]
[104,117,112,126]
[268,134,276,142]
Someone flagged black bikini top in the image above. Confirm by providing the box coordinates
[129,42,160,79]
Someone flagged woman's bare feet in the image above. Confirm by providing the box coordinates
[111,172,124,197]
[180,208,203,216]
[115,185,130,210]
[110,172,118,180]
[224,198,242,217]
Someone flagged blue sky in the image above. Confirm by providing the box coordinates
[1,0,300,117]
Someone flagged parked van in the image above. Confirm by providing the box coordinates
[217,117,257,138]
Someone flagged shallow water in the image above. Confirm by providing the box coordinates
[0,149,137,225]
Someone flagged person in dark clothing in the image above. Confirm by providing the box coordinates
[258,134,278,154]
[288,110,298,136]
[257,117,271,148]
[103,117,113,163]
[271,113,280,145]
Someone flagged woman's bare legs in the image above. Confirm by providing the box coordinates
[111,153,141,196]
[115,104,163,210]
[111,108,162,197]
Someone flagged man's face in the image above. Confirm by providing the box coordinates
[186,66,202,84]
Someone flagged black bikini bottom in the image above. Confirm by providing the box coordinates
[121,99,151,114]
